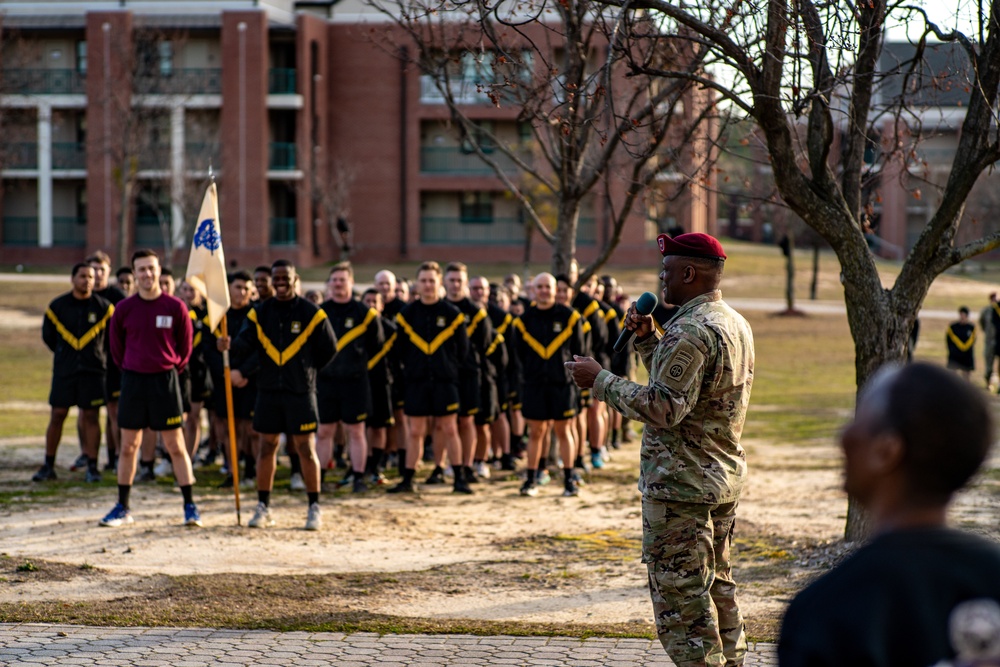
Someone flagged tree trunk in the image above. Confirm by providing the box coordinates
[118,179,133,269]
[784,229,795,312]
[810,243,819,300]
[551,201,581,276]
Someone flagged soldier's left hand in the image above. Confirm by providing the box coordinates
[565,355,602,389]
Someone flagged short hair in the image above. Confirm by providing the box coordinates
[130,249,159,267]
[959,306,970,316]
[228,270,252,284]
[362,287,380,298]
[871,363,993,506]
[329,261,353,278]
[71,262,92,278]
[160,267,174,278]
[271,259,294,272]
[444,262,468,275]
[554,273,572,286]
[86,250,111,267]
[115,267,133,279]
[254,265,272,275]
[417,261,441,277]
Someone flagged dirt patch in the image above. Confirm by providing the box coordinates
[1,435,998,642]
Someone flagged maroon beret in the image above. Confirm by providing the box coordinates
[656,233,727,260]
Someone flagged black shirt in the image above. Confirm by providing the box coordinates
[779,527,1000,667]
[319,299,384,380]
[394,299,469,384]
[946,322,976,370]
[512,304,586,385]
[43,292,114,377]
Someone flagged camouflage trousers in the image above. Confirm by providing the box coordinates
[642,497,746,667]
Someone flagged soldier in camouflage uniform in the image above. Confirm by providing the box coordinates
[567,232,754,667]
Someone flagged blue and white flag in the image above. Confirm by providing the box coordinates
[185,183,230,332]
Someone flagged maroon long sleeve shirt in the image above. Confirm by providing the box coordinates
[110,293,193,374]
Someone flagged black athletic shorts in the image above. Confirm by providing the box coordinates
[403,380,460,418]
[253,390,318,435]
[105,363,122,401]
[474,379,499,426]
[391,374,405,409]
[509,387,522,411]
[317,375,372,425]
[118,368,184,431]
[521,382,578,421]
[495,377,510,412]
[458,370,481,417]
[366,377,395,428]
[210,372,255,420]
[578,387,594,408]
[50,373,106,410]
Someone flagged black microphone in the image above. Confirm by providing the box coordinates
[613,291,658,353]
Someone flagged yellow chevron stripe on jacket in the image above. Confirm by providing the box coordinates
[189,310,210,348]
[395,312,465,355]
[495,313,513,337]
[336,308,379,353]
[46,304,114,351]
[947,327,976,352]
[466,308,488,337]
[581,299,601,319]
[603,307,618,323]
[513,311,581,360]
[485,333,504,357]
[247,307,328,366]
[368,331,397,370]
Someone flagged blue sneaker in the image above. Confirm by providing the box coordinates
[99,503,133,527]
[184,503,203,527]
[590,452,605,469]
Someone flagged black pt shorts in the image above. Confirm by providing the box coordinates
[50,373,106,410]
[521,382,578,422]
[403,380,460,418]
[118,368,184,431]
[253,390,319,435]
[317,375,372,425]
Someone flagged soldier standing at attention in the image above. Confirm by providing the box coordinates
[567,233,754,667]
[100,249,198,528]
[35,263,113,483]
[946,307,976,380]
[979,293,997,389]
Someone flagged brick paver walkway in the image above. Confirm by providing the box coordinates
[0,623,777,665]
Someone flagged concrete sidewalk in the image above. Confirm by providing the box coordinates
[0,623,778,665]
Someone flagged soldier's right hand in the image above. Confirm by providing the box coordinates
[217,336,231,352]
[625,302,654,340]
[230,369,248,388]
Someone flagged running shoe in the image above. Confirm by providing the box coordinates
[217,475,234,489]
[31,465,57,482]
[136,469,156,483]
[247,501,275,528]
[537,469,551,486]
[183,503,203,527]
[519,481,539,497]
[465,466,480,484]
[304,503,322,531]
[500,453,517,471]
[590,451,605,469]
[240,476,256,489]
[289,472,306,491]
[154,459,174,478]
[352,477,368,493]
[99,503,133,527]
[562,480,580,497]
[366,472,387,486]
[70,453,88,472]
[104,458,118,472]
[474,461,492,480]
[386,480,415,494]
[85,468,102,483]
[453,480,474,495]
[424,466,446,485]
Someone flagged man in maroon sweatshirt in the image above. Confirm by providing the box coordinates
[100,249,200,528]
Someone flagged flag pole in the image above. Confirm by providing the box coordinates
[208,161,241,526]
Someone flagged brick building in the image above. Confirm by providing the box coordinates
[0,0,715,269]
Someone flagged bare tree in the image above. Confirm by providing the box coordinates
[587,0,1000,539]
[309,153,357,261]
[366,0,724,280]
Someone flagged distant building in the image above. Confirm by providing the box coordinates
[0,0,715,268]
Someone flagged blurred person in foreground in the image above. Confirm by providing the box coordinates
[778,362,1000,667]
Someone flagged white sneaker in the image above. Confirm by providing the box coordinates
[240,477,255,489]
[304,502,321,531]
[154,459,173,478]
[474,461,491,480]
[289,472,306,491]
[247,502,275,528]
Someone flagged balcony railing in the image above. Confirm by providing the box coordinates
[134,215,168,246]
[52,142,86,170]
[268,142,297,171]
[420,216,596,245]
[268,68,296,95]
[270,217,297,245]
[135,68,222,95]
[2,217,38,246]
[419,146,523,174]
[1,142,38,169]
[420,75,499,105]
[3,69,86,95]
[53,216,86,247]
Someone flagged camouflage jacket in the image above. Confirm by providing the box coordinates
[593,290,754,504]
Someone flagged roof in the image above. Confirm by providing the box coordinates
[879,41,972,108]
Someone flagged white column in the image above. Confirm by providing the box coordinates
[37,103,53,248]
[170,103,185,248]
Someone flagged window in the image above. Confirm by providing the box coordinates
[76,41,87,76]
[159,41,174,77]
[460,192,493,223]
[461,122,495,155]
